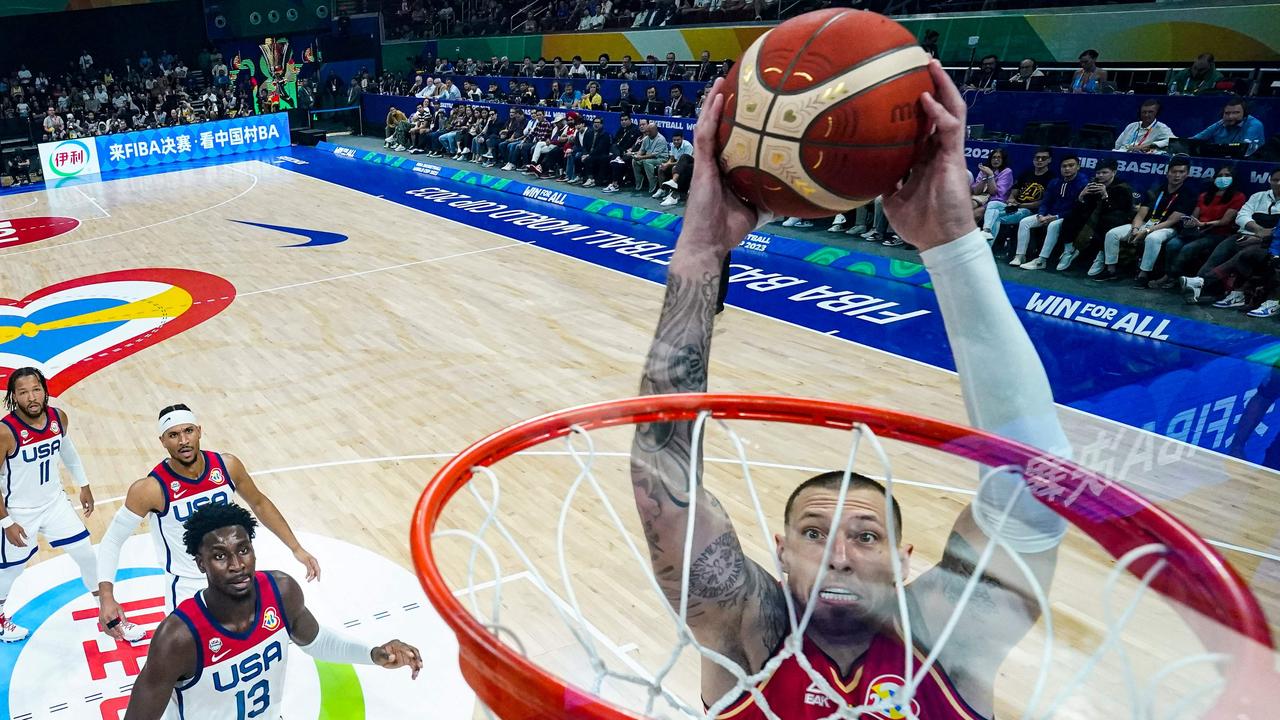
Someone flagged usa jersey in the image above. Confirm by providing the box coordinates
[712,632,990,720]
[148,451,236,578]
[1,407,66,510]
[172,572,290,720]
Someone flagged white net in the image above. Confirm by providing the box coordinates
[430,408,1255,720]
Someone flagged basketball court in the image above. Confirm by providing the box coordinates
[1,146,1278,718]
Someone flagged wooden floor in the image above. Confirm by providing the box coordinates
[3,160,1278,719]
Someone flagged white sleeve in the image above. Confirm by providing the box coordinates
[298,624,376,665]
[58,434,91,487]
[920,230,1071,552]
[98,506,145,587]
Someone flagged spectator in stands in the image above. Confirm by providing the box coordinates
[546,81,563,105]
[601,113,644,192]
[1053,158,1136,272]
[965,55,1001,92]
[1094,156,1196,284]
[559,82,577,107]
[626,121,669,194]
[667,86,694,117]
[6,152,33,186]
[1157,165,1245,288]
[409,75,426,96]
[41,107,64,141]
[641,86,664,114]
[920,30,939,59]
[489,107,527,167]
[407,101,434,152]
[385,106,412,151]
[571,115,612,187]
[1068,49,1107,93]
[659,52,683,81]
[533,58,550,77]
[593,54,612,79]
[518,57,536,77]
[1013,154,1087,268]
[440,78,462,100]
[1115,99,1174,154]
[693,51,716,83]
[984,147,1053,245]
[1169,54,1224,96]
[1180,169,1280,307]
[504,108,550,169]
[1192,97,1266,157]
[346,77,363,106]
[79,50,93,74]
[550,57,567,78]
[613,83,637,113]
[568,56,590,79]
[972,148,1013,226]
[653,131,694,206]
[494,57,512,76]
[578,81,605,110]
[1003,59,1046,92]
[617,56,639,81]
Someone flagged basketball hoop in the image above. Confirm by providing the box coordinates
[411,393,1277,719]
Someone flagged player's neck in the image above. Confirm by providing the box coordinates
[202,585,259,632]
[806,623,878,675]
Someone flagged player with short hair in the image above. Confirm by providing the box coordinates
[124,502,421,719]
[629,61,1071,718]
[97,404,321,639]
[0,367,118,642]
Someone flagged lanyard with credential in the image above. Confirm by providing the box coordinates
[1151,190,1179,223]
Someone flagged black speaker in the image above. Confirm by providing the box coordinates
[291,128,328,146]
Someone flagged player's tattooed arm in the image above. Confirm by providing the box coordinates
[124,616,197,720]
[630,251,785,657]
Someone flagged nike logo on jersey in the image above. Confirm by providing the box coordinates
[171,488,190,499]
[211,649,232,663]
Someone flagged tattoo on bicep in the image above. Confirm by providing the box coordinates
[937,531,1003,613]
[689,532,746,599]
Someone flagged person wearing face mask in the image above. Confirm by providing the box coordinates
[1181,168,1280,308]
[1157,166,1245,289]
[1115,99,1174,154]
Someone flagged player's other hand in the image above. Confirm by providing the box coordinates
[372,639,423,679]
[677,76,773,261]
[4,522,28,548]
[294,547,321,582]
[99,596,126,640]
[80,486,95,516]
[883,60,977,252]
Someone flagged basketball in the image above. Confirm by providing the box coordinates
[716,9,937,219]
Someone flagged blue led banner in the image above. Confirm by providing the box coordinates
[95,114,291,173]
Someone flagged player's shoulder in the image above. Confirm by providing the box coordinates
[127,474,166,508]
[266,570,303,603]
[152,611,199,655]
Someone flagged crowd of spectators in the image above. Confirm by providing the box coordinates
[382,0,820,39]
[0,47,290,146]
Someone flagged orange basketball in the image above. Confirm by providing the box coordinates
[716,9,936,219]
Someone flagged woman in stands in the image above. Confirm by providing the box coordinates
[1069,49,1107,93]
[973,148,1014,227]
[1158,166,1246,288]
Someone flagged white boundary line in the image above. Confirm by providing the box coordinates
[75,186,111,219]
[0,165,259,258]
[0,195,39,216]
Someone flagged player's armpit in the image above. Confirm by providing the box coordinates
[271,569,320,645]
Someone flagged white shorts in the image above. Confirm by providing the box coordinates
[163,573,207,614]
[0,496,89,569]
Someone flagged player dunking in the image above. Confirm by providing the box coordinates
[97,404,321,639]
[124,502,421,719]
[629,62,1072,718]
[0,367,134,642]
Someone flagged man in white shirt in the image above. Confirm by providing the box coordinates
[1236,168,1280,237]
[42,107,64,140]
[567,56,591,78]
[1114,99,1174,154]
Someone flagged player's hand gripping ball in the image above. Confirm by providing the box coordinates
[716,9,937,218]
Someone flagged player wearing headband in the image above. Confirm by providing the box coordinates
[124,502,421,720]
[96,404,321,640]
[0,367,112,642]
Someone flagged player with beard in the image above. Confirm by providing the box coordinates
[629,62,1072,719]
[96,403,320,640]
[124,503,421,719]
[0,367,114,642]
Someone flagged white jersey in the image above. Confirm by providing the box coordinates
[172,572,290,720]
[1,406,67,510]
[147,451,236,579]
